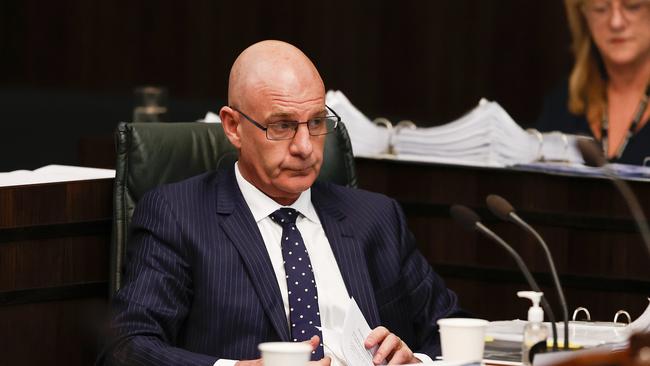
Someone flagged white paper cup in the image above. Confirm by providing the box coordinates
[258,342,312,366]
[437,318,489,362]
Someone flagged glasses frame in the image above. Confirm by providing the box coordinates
[231,105,341,141]
[580,0,650,21]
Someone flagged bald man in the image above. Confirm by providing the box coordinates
[99,41,464,366]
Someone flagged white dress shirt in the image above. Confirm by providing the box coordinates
[216,163,350,366]
[215,163,432,366]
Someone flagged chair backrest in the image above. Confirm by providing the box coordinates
[110,121,357,295]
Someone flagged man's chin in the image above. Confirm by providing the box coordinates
[277,174,318,193]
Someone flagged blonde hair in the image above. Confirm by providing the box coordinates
[564,0,607,137]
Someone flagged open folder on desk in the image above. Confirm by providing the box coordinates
[326,90,586,168]
[487,299,650,348]
[481,298,650,366]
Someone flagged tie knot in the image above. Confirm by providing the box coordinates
[270,208,298,226]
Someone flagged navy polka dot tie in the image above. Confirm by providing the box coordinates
[270,208,324,360]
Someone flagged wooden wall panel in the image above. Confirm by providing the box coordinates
[0,1,572,171]
[355,158,650,323]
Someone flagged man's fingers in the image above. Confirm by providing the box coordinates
[307,335,321,350]
[387,346,414,365]
[372,333,401,364]
[365,326,390,348]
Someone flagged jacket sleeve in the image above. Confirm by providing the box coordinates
[97,189,218,366]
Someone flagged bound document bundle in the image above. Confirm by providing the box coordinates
[325,90,585,167]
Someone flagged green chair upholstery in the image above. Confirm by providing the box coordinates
[110,121,357,295]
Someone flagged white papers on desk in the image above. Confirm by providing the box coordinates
[198,111,221,123]
[392,99,540,166]
[0,165,115,187]
[487,299,650,348]
[628,298,650,334]
[326,90,391,157]
[488,320,629,348]
[326,91,585,167]
[514,161,650,180]
[318,297,381,366]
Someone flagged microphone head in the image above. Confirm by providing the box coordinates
[577,138,607,167]
[486,194,515,221]
[450,204,481,231]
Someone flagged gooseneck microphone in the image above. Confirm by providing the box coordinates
[449,205,559,351]
[577,139,650,259]
[486,194,569,350]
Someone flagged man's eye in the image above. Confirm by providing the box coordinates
[309,119,324,128]
[271,122,295,130]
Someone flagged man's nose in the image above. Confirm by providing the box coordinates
[289,124,313,157]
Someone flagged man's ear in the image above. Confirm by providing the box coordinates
[220,106,242,149]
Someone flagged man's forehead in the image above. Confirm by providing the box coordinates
[230,41,325,111]
[266,104,327,119]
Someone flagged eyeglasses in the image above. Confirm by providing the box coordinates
[581,0,650,22]
[231,105,340,141]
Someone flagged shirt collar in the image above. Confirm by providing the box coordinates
[234,162,320,224]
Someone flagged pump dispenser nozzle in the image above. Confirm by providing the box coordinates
[518,291,548,365]
[518,291,544,322]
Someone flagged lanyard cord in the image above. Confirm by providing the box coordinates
[600,84,650,160]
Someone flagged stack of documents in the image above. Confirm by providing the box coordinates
[391,99,539,167]
[326,90,391,157]
[326,91,586,167]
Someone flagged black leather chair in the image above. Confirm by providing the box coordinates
[110,121,357,295]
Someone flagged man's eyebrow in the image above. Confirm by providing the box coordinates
[268,109,328,120]
[268,112,294,119]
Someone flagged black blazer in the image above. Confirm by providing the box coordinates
[537,80,650,165]
[99,167,464,366]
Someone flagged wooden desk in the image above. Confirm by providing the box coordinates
[2,160,649,365]
[355,157,650,322]
[0,179,113,366]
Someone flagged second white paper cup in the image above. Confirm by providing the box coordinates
[258,342,312,366]
[437,318,489,363]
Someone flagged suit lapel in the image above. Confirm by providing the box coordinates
[312,183,381,328]
[215,169,290,341]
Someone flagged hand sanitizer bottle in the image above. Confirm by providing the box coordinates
[518,291,548,366]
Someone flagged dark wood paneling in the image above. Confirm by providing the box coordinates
[0,1,573,170]
[0,179,113,228]
[0,298,106,366]
[355,157,650,322]
[0,0,570,124]
[0,179,112,366]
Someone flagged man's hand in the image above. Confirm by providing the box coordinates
[365,326,420,365]
[235,336,330,366]
[307,335,331,365]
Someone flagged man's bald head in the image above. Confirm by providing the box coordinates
[220,40,329,205]
[227,40,325,110]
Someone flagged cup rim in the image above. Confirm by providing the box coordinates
[258,342,313,353]
[437,317,489,327]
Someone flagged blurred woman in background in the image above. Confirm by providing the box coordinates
[537,0,650,165]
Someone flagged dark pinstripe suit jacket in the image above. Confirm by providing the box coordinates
[100,167,463,366]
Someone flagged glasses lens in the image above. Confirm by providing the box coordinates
[583,0,650,19]
[267,121,297,140]
[308,117,338,136]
